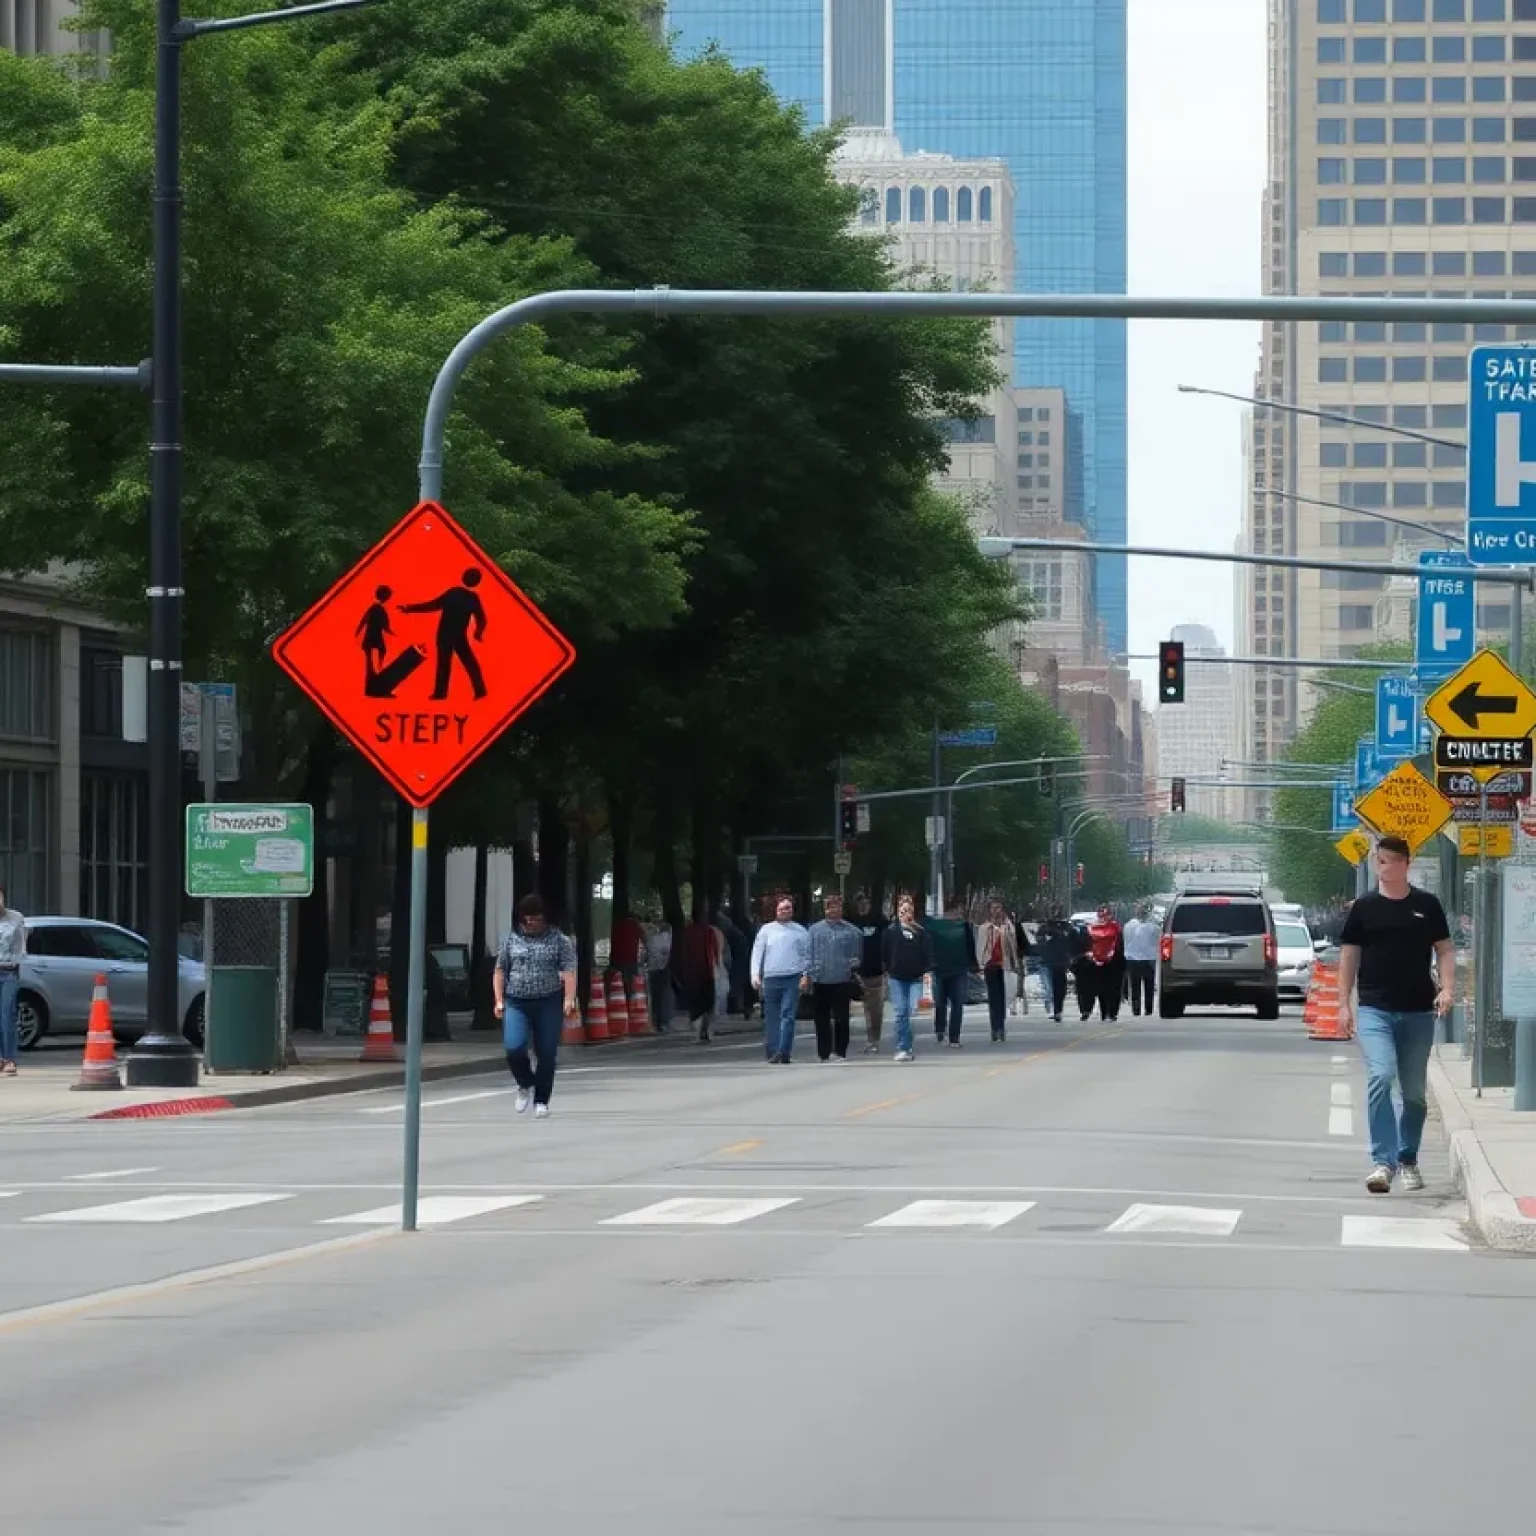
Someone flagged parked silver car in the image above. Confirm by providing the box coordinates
[16,917,206,1051]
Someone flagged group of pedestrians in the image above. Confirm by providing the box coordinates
[751,891,1036,1064]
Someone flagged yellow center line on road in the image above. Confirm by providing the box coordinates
[845,1094,923,1119]
[716,1139,763,1154]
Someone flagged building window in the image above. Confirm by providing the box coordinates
[1356,0,1387,14]
[977,186,993,222]
[1395,118,1427,143]
[1433,195,1468,221]
[0,768,51,913]
[1474,77,1508,103]
[1356,77,1389,104]
[81,774,148,934]
[1396,35,1428,61]
[1355,442,1390,467]
[944,416,995,443]
[1319,197,1347,224]
[0,629,54,741]
[1320,78,1346,104]
[1319,157,1347,183]
[1433,77,1468,103]
[1395,321,1428,340]
[1394,250,1428,274]
[1356,118,1388,143]
[79,647,124,739]
[1355,157,1388,183]
[1395,441,1429,467]
[1473,155,1508,181]
[1318,0,1343,17]
[884,187,901,223]
[1320,357,1349,382]
[1474,36,1508,62]
[1356,37,1389,63]
[1355,198,1388,223]
[1433,0,1466,16]
[1320,118,1348,144]
[1395,76,1428,102]
[1433,355,1466,379]
[1320,319,1348,342]
[1320,37,1346,62]
[1474,0,1507,17]
[1395,0,1427,14]
[858,186,878,225]
[1339,606,1377,630]
[1434,117,1468,142]
[1434,155,1468,183]
[1433,36,1467,63]
[957,186,972,222]
[1357,251,1389,275]
[932,186,949,222]
[1394,196,1428,220]
[1320,252,1349,275]
[1475,116,1508,141]
[1321,442,1349,467]
[1474,195,1508,220]
[1395,481,1430,506]
[1395,156,1428,183]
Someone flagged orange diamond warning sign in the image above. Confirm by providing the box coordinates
[272,501,575,807]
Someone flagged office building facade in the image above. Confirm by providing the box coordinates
[665,0,1130,652]
[1245,0,1536,786]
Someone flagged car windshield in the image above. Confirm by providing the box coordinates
[1276,923,1312,949]
[1170,902,1266,936]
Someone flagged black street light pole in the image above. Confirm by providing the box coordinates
[128,0,379,1087]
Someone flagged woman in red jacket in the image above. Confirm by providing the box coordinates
[1087,905,1124,1022]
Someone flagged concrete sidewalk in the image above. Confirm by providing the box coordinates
[0,1011,762,1124]
[1429,1043,1536,1252]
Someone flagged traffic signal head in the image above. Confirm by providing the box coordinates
[839,800,859,845]
[1039,763,1054,797]
[1159,640,1185,704]
[1171,776,1186,813]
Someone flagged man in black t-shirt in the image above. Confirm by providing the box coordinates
[1337,835,1455,1195]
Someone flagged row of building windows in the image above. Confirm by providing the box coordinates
[0,629,53,742]
[1321,440,1465,465]
[1319,319,1533,340]
[1321,249,1536,274]
[1319,352,1498,380]
[864,185,995,227]
[1316,401,1468,426]
[1323,74,1536,104]
[1017,406,1053,423]
[1319,118,1525,146]
[1321,0,1536,21]
[1325,479,1469,505]
[1318,193,1536,221]
[1324,34,1529,62]
[1017,453,1052,469]
[1018,430,1051,446]
[1321,154,1536,182]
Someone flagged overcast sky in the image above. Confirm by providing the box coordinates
[1126,0,1268,695]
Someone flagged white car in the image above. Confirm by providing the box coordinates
[16,917,207,1052]
[1273,918,1316,1001]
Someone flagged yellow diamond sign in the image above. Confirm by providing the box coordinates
[1424,649,1536,784]
[1334,830,1371,866]
[1353,760,1454,854]
[1457,823,1514,859]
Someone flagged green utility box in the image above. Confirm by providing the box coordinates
[206,965,281,1073]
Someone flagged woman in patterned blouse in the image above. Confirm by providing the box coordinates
[493,894,579,1118]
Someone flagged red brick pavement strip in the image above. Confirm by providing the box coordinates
[90,1097,237,1121]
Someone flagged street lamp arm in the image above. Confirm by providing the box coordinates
[178,0,376,38]
[0,360,150,390]
[1179,383,1464,451]
[1263,488,1458,546]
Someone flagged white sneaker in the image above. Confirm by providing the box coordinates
[894,1049,913,1062]
[515,1090,531,1114]
[534,1102,550,1119]
[1398,1163,1425,1192]
[1366,1164,1394,1194]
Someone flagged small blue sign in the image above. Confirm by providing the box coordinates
[1375,676,1419,754]
[1355,736,1398,790]
[1331,780,1358,834]
[1467,345,1536,566]
[938,726,998,749]
[1415,548,1475,677]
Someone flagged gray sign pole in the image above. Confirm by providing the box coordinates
[199,686,216,1070]
[401,806,428,1232]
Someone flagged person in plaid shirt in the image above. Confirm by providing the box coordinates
[493,894,578,1118]
[807,893,863,1062]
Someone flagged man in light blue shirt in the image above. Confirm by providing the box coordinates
[807,893,863,1061]
[750,895,810,1064]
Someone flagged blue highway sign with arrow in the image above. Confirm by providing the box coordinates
[1467,345,1536,565]
[1375,676,1419,755]
[1415,549,1474,678]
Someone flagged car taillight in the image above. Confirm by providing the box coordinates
[1263,933,1276,965]
[1160,935,1173,962]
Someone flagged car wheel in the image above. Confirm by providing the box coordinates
[1158,998,1184,1019]
[16,992,47,1051]
[182,994,206,1049]
[1256,995,1281,1020]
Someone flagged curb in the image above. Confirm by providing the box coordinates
[1427,1051,1536,1253]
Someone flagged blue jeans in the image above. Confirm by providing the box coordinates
[1357,1007,1435,1168]
[0,969,17,1060]
[503,992,563,1106]
[888,977,923,1055]
[932,971,966,1042]
[761,976,800,1059]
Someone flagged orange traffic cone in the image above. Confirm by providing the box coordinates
[628,976,653,1037]
[360,974,399,1063]
[584,973,610,1042]
[71,974,123,1092]
[561,990,586,1047]
[607,971,631,1039]
[918,974,934,1012]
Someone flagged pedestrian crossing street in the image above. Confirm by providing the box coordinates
[0,1186,1477,1252]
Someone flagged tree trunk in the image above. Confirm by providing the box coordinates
[652,792,685,929]
[573,821,593,1016]
[609,789,634,922]
[537,797,570,925]
[470,842,489,967]
[292,726,334,1032]
[427,831,449,945]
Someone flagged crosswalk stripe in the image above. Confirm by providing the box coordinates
[1330,1082,1352,1107]
[1103,1203,1243,1237]
[1328,1106,1353,1137]
[321,1195,543,1227]
[1339,1215,1469,1251]
[27,1193,291,1225]
[866,1199,1036,1230]
[601,1197,799,1226]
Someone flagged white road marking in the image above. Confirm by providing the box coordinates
[1328,1106,1354,1137]
[866,1199,1036,1230]
[27,1193,292,1224]
[356,1090,512,1115]
[1340,1215,1469,1251]
[601,1197,800,1226]
[1103,1203,1243,1237]
[321,1195,543,1227]
[65,1167,160,1181]
[1331,1055,1350,1064]
[1330,1082,1353,1106]
[0,1192,16,1200]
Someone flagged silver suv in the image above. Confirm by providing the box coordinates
[1158,892,1279,1019]
[16,917,207,1051]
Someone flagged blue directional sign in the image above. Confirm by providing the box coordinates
[1415,549,1475,678]
[938,726,998,749]
[1467,345,1536,566]
[1375,676,1419,754]
[1331,779,1358,834]
[1355,736,1399,789]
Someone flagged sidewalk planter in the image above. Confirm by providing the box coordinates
[206,965,281,1073]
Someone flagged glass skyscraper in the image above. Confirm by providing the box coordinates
[664,1,1129,653]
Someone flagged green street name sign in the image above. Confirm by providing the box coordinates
[185,803,315,898]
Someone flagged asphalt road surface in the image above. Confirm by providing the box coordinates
[4,1002,1534,1535]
